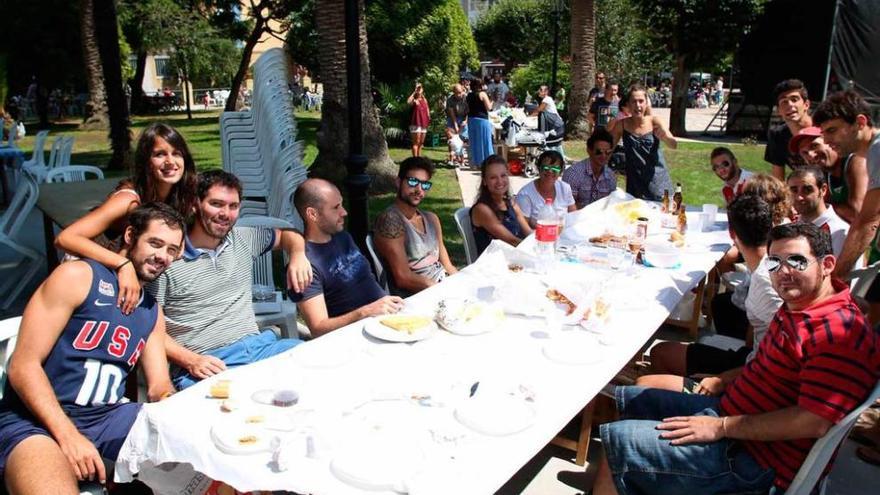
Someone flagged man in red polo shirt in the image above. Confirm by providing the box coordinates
[592,222,880,495]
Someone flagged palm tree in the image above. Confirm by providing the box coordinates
[93,0,132,170]
[567,0,596,141]
[310,0,394,184]
[80,0,109,129]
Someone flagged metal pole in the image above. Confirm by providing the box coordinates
[550,1,560,93]
[343,0,371,254]
[822,0,841,100]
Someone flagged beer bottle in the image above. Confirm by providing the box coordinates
[672,183,683,214]
[661,190,670,213]
[677,203,688,234]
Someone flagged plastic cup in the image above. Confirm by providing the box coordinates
[702,204,718,224]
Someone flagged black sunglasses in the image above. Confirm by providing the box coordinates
[766,254,818,273]
[405,176,433,191]
[711,160,731,171]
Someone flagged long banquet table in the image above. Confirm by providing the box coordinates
[116,194,733,495]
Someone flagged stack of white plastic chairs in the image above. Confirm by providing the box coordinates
[220,47,307,231]
[219,47,309,339]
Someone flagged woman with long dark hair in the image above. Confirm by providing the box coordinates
[407,82,430,157]
[466,78,494,169]
[471,155,531,255]
[56,122,198,313]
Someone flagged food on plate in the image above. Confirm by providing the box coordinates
[220,399,238,412]
[245,415,265,424]
[508,263,524,273]
[272,389,299,407]
[546,289,576,315]
[238,435,259,445]
[612,199,649,223]
[210,380,231,399]
[589,233,628,248]
[380,315,432,334]
[435,299,505,332]
[669,231,686,247]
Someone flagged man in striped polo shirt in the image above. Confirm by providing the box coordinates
[592,223,880,495]
[147,171,313,390]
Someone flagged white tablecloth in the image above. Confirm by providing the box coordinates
[116,194,732,495]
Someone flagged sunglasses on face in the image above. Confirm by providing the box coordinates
[592,149,613,156]
[712,160,731,171]
[405,176,433,191]
[540,165,562,174]
[766,254,818,273]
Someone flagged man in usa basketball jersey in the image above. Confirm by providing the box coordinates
[0,203,183,494]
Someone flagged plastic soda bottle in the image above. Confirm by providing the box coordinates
[535,198,558,272]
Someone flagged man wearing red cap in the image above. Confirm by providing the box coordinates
[789,126,867,224]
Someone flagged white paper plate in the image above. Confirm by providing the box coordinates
[542,332,603,365]
[330,430,425,491]
[454,394,536,436]
[436,301,505,336]
[210,421,272,455]
[363,316,437,343]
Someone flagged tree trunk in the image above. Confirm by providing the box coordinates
[311,0,393,187]
[129,51,147,114]
[182,61,192,120]
[225,17,265,112]
[567,0,596,141]
[669,54,689,137]
[93,0,132,170]
[80,0,109,129]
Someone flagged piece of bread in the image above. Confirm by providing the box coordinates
[210,380,231,399]
[380,315,431,334]
[238,435,258,445]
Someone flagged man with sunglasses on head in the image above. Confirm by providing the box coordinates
[562,129,617,209]
[592,222,879,495]
[710,146,752,205]
[373,157,457,297]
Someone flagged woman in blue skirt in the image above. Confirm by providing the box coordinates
[467,79,494,169]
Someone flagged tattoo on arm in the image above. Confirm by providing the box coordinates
[376,211,405,239]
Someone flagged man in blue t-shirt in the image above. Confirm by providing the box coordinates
[0,203,180,492]
[291,179,403,337]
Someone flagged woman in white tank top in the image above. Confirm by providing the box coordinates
[55,122,197,314]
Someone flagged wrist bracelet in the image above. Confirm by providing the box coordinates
[721,416,729,437]
[116,259,132,271]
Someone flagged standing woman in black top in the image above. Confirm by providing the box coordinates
[467,79,493,169]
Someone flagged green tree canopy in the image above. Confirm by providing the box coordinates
[366,0,479,87]
[473,0,570,68]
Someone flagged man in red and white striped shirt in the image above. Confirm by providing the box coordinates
[592,222,880,495]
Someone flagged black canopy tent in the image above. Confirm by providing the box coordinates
[725,0,880,135]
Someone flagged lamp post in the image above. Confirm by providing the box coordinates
[344,0,371,254]
[550,0,562,94]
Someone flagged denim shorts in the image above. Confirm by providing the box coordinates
[173,329,301,390]
[599,386,775,495]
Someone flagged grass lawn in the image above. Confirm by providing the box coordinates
[14,109,770,265]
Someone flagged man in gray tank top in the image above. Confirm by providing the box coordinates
[374,157,458,297]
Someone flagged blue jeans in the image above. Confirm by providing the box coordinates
[173,329,301,390]
[599,386,775,495]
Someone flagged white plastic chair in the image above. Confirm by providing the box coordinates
[20,130,49,170]
[44,165,105,183]
[235,216,304,340]
[773,380,880,495]
[454,206,478,265]
[846,260,880,300]
[365,234,389,292]
[0,173,42,310]
[0,316,21,400]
